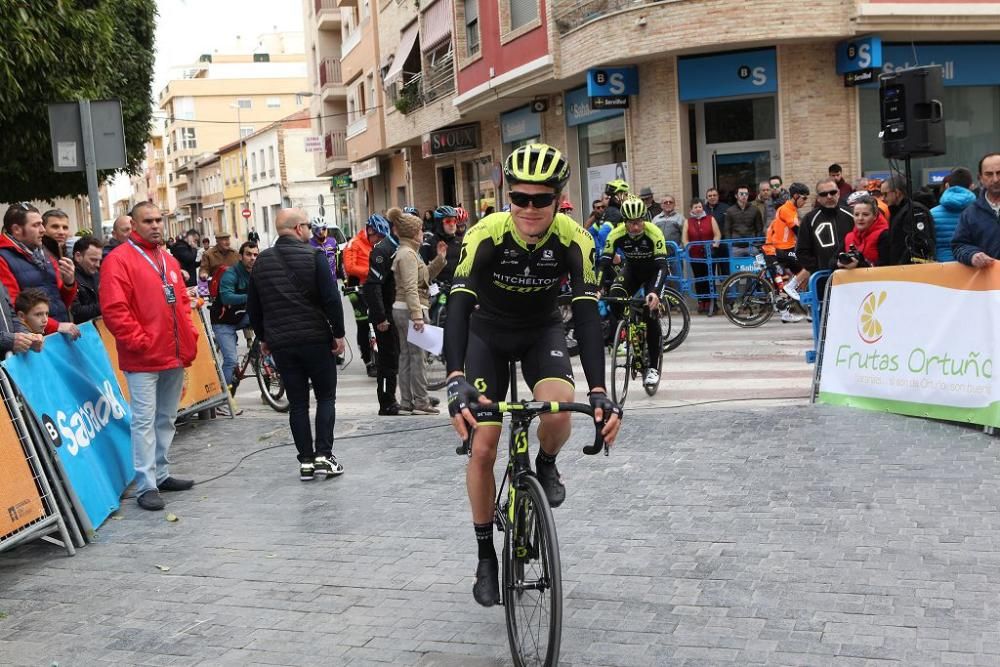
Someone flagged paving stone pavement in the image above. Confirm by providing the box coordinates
[3,402,1000,666]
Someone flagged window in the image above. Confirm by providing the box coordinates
[268,146,276,176]
[266,97,281,108]
[251,153,257,181]
[174,96,195,120]
[181,127,197,149]
[259,150,266,178]
[510,0,537,30]
[253,53,270,63]
[367,74,375,114]
[295,94,306,106]
[236,98,252,109]
[240,126,254,138]
[465,0,480,56]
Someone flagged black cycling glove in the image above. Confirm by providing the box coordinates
[447,375,481,418]
[588,391,622,424]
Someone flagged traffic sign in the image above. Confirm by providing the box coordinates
[241,209,251,219]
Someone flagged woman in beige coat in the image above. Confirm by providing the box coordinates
[387,207,446,414]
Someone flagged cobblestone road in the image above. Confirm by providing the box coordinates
[3,400,1000,666]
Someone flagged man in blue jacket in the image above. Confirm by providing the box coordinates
[953,153,1000,268]
[212,241,258,399]
[932,167,976,262]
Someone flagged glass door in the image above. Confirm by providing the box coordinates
[695,95,779,200]
[712,150,773,200]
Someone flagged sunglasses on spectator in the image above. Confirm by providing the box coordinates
[662,199,674,204]
[818,190,839,197]
[509,191,557,209]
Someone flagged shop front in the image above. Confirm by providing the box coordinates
[677,48,779,201]
[423,122,494,219]
[565,86,627,209]
[858,42,1000,186]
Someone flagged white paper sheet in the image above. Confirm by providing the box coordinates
[407,321,444,355]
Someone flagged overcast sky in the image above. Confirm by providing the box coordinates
[153,0,304,94]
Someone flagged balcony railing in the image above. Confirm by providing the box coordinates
[553,0,658,34]
[342,25,362,56]
[315,0,338,11]
[394,52,456,113]
[325,130,347,160]
[319,58,343,87]
[346,114,368,139]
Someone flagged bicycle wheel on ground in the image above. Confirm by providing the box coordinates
[660,287,690,352]
[610,319,631,406]
[255,351,290,412]
[503,474,562,667]
[425,307,448,390]
[720,273,775,328]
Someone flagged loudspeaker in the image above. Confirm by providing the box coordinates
[880,65,946,159]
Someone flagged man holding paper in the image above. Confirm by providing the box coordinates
[387,207,446,415]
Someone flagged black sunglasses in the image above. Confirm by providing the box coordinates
[509,191,557,209]
[818,190,839,197]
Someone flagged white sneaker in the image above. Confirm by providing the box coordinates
[644,368,660,387]
[782,282,801,301]
[780,309,804,323]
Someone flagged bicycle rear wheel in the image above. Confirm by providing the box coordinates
[610,319,631,406]
[660,287,690,352]
[504,474,561,667]
[720,273,775,328]
[255,350,290,412]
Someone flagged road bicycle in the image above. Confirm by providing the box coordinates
[457,361,608,667]
[424,282,449,390]
[605,295,663,405]
[718,253,807,328]
[230,330,289,413]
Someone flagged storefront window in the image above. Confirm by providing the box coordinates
[704,96,776,144]
[577,115,627,206]
[860,85,1000,185]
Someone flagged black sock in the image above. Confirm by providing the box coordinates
[536,450,557,467]
[474,522,495,561]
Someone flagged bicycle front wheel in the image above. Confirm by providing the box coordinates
[610,319,631,406]
[660,287,691,352]
[255,351,290,412]
[504,474,562,667]
[720,273,775,328]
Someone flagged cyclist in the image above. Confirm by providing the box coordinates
[762,182,809,323]
[597,195,669,388]
[343,214,390,377]
[601,178,630,226]
[445,143,622,607]
[309,216,339,279]
[421,205,463,284]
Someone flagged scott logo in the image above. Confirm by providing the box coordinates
[858,291,887,344]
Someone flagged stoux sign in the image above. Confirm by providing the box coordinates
[422,123,480,158]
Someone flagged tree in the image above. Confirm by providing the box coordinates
[0,0,156,202]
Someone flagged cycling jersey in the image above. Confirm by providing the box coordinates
[596,221,669,294]
[445,211,605,391]
[763,200,799,255]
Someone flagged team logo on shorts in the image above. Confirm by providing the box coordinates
[550,350,564,358]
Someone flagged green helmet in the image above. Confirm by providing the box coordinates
[620,194,646,221]
[604,179,630,196]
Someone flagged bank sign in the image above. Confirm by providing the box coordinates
[677,48,777,102]
[422,123,479,158]
[880,43,1000,87]
[818,264,1000,427]
[836,36,883,74]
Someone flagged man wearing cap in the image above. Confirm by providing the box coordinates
[640,187,662,219]
[199,233,239,281]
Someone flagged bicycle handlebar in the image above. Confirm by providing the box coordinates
[455,400,609,456]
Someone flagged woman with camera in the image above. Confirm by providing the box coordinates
[839,195,890,269]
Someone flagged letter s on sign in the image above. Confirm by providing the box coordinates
[857,43,872,69]
[752,66,767,87]
[608,73,625,95]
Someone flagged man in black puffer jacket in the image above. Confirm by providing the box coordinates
[247,208,347,482]
[364,219,401,416]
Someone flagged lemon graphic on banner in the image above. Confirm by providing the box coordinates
[857,290,887,344]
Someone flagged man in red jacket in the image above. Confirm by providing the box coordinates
[99,202,199,511]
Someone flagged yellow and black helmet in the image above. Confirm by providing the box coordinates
[620,194,647,221]
[604,178,630,196]
[504,143,570,191]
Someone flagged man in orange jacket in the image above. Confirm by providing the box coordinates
[763,182,811,323]
[342,215,388,377]
[100,202,199,511]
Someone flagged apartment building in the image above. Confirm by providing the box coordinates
[158,33,309,230]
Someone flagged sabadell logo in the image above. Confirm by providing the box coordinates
[857,291,887,344]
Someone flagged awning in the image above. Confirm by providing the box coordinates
[421,0,453,53]
[385,21,419,84]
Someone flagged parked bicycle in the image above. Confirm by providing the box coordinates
[457,361,609,667]
[718,252,808,327]
[424,281,449,390]
[606,296,663,405]
[230,330,289,413]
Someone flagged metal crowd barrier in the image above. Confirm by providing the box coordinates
[802,270,833,364]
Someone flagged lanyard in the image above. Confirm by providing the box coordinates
[128,239,167,284]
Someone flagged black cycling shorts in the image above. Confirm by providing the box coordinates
[465,320,574,425]
[609,265,659,299]
[767,249,801,274]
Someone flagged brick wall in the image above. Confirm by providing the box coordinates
[777,42,860,187]
[628,59,685,205]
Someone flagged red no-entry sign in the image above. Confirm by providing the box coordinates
[242,209,251,219]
